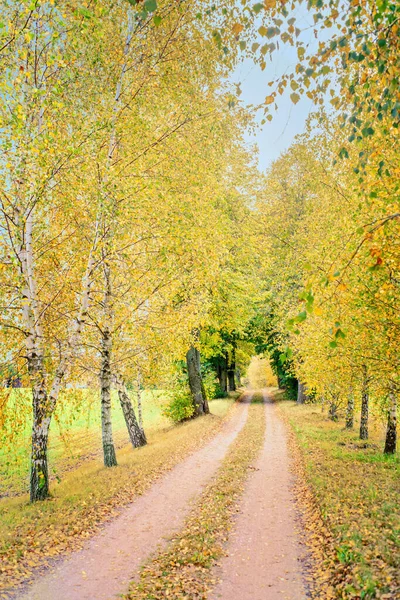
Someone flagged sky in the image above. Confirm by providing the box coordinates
[233,58,314,171]
[231,5,321,172]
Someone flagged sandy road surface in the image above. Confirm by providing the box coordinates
[210,390,307,600]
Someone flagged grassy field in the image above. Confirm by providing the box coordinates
[276,394,400,599]
[0,392,235,593]
[0,388,168,498]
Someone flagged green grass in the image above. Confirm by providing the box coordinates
[276,396,400,600]
[0,388,167,498]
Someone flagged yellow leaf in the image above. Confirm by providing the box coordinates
[232,23,244,36]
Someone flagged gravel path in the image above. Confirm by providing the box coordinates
[16,396,251,600]
[210,390,307,600]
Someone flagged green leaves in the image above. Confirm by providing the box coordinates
[253,3,264,13]
[77,7,93,18]
[361,126,374,137]
[144,0,157,12]
[279,346,293,364]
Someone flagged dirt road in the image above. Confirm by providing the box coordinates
[15,390,308,600]
[210,390,307,600]
[16,397,251,600]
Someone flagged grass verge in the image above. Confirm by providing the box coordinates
[0,398,234,594]
[124,393,266,600]
[0,389,168,498]
[275,393,399,600]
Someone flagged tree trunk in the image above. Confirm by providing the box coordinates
[221,366,228,395]
[227,370,236,392]
[115,375,146,448]
[345,390,354,429]
[217,357,228,396]
[196,348,209,413]
[100,328,117,467]
[136,371,144,433]
[17,205,53,501]
[97,14,134,467]
[359,364,369,440]
[328,400,338,421]
[227,344,236,391]
[297,381,306,404]
[216,364,223,392]
[29,356,51,502]
[186,345,208,416]
[384,383,397,454]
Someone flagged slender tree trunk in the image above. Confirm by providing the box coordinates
[29,354,51,502]
[227,344,236,391]
[345,389,354,429]
[360,364,369,440]
[100,327,117,467]
[216,364,223,392]
[218,355,228,396]
[328,400,338,422]
[384,382,397,454]
[186,345,208,416]
[115,375,146,448]
[227,370,236,392]
[196,347,209,413]
[136,371,144,433]
[221,367,228,395]
[297,381,306,404]
[96,17,134,469]
[16,206,53,501]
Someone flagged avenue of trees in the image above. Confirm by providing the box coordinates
[0,0,398,503]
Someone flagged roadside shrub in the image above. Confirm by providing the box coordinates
[163,389,194,423]
[202,371,226,400]
[213,382,226,398]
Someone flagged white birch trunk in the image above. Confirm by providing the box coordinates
[360,364,369,440]
[97,14,135,467]
[137,370,144,432]
[114,373,146,448]
[384,382,397,454]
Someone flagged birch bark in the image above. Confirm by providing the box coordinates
[359,364,369,440]
[115,373,146,448]
[384,382,397,454]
